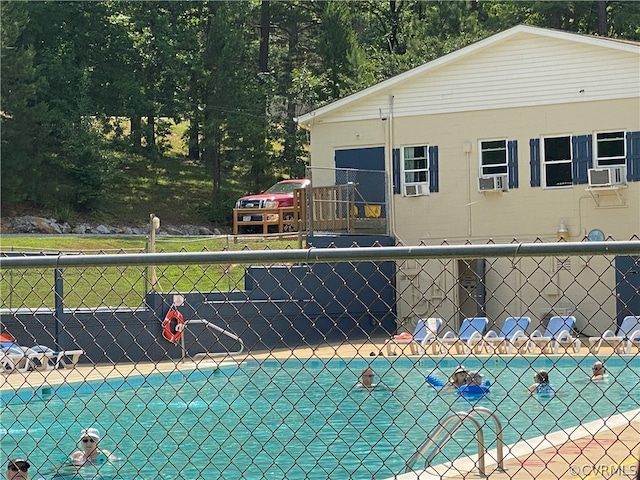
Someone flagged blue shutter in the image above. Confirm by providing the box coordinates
[627,131,640,182]
[428,145,439,193]
[529,138,540,187]
[392,148,400,194]
[507,140,518,189]
[572,134,592,185]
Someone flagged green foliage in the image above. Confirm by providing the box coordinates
[3,0,638,226]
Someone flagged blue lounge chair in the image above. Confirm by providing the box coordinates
[385,318,443,355]
[483,316,531,354]
[588,315,640,354]
[437,317,488,354]
[530,316,581,354]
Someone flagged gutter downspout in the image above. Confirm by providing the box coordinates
[386,94,404,244]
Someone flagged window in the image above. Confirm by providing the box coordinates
[393,146,439,195]
[480,140,508,176]
[543,136,572,187]
[402,145,428,185]
[595,131,625,167]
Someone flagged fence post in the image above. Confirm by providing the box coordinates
[54,267,64,344]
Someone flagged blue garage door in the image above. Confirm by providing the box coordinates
[335,147,386,216]
[615,256,640,325]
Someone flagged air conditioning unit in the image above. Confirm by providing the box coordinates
[478,174,508,192]
[588,167,626,187]
[404,183,427,197]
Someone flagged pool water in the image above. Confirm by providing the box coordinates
[2,356,639,479]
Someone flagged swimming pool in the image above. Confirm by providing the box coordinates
[2,356,639,479]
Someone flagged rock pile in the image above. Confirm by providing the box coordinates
[1,216,222,236]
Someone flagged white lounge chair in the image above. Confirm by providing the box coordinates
[530,316,581,354]
[437,317,488,354]
[588,316,640,354]
[0,345,54,372]
[420,318,445,354]
[0,349,31,373]
[29,345,85,370]
[483,316,531,354]
[385,318,443,355]
[1,343,84,372]
[53,349,85,368]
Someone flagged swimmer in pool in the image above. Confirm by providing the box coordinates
[71,428,115,465]
[446,366,468,388]
[6,458,30,480]
[356,367,376,388]
[528,369,555,394]
[591,361,606,381]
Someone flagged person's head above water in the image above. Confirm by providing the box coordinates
[534,370,549,384]
[360,367,375,387]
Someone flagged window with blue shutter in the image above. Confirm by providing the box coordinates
[627,131,640,182]
[529,138,540,187]
[392,149,400,194]
[572,135,592,185]
[428,146,439,193]
[508,140,518,189]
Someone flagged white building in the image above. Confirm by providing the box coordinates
[298,25,640,334]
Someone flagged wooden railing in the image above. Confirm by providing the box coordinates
[308,184,354,232]
[232,185,386,235]
[232,189,307,235]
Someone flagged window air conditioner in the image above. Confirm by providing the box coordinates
[403,183,427,197]
[478,174,508,192]
[588,167,626,187]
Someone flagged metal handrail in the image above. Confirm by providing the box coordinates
[473,407,505,471]
[404,407,504,476]
[180,318,245,361]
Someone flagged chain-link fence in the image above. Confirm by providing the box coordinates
[1,239,639,479]
[306,167,389,236]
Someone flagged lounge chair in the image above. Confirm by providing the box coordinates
[30,345,85,369]
[385,318,443,355]
[529,315,581,354]
[0,349,32,373]
[483,316,531,354]
[0,342,84,372]
[588,316,640,354]
[420,318,445,354]
[0,343,53,372]
[437,317,488,354]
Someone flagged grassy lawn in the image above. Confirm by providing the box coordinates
[1,236,302,309]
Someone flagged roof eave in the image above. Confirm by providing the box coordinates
[296,24,640,125]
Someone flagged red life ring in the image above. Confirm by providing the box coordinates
[162,307,184,343]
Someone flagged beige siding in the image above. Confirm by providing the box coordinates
[389,98,639,245]
[312,34,639,124]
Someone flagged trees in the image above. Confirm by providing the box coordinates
[2,1,638,223]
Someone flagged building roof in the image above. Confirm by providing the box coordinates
[297,24,640,125]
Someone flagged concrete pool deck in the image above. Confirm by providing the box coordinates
[2,340,639,480]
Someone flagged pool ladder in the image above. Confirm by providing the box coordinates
[180,318,245,361]
[405,406,504,477]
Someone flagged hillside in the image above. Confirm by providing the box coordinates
[1,150,231,234]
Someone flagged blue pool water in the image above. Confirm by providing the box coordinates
[2,356,639,479]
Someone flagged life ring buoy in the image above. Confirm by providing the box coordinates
[162,307,184,343]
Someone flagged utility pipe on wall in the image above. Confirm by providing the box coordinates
[386,94,404,244]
